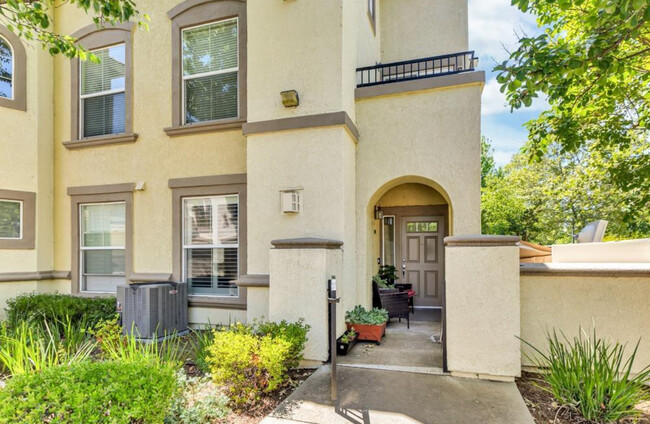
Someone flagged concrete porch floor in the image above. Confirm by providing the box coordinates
[262,366,535,424]
[338,315,443,373]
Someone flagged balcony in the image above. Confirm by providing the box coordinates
[356,51,478,88]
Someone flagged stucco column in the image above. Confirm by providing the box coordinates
[268,238,344,362]
[235,275,270,323]
[444,235,521,381]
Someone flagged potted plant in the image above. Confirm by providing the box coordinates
[378,265,399,286]
[345,305,389,344]
[336,329,358,356]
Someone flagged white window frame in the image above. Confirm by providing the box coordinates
[0,199,22,240]
[0,34,14,100]
[381,215,396,267]
[79,42,126,139]
[181,17,240,125]
[79,201,126,294]
[181,194,240,297]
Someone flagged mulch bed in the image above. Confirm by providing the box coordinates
[516,371,650,424]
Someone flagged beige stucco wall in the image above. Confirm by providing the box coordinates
[446,244,521,380]
[0,36,54,274]
[380,0,468,63]
[378,183,447,207]
[269,247,344,362]
[246,286,269,323]
[521,273,650,375]
[189,307,247,328]
[355,82,482,305]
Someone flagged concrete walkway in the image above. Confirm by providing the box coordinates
[262,366,535,424]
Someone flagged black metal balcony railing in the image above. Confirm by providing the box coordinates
[356,51,478,88]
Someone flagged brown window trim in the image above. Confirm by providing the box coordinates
[0,189,35,249]
[0,26,26,111]
[166,0,247,136]
[69,184,134,295]
[170,173,247,309]
[65,23,137,149]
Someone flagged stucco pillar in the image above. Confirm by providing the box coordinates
[235,275,270,323]
[444,235,521,381]
[268,238,344,362]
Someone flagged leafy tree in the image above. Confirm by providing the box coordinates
[481,137,650,244]
[480,136,497,188]
[0,0,148,61]
[495,0,649,197]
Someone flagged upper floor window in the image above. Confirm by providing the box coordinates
[0,199,21,239]
[0,189,35,249]
[0,36,13,99]
[80,44,126,138]
[0,26,26,111]
[182,19,239,124]
[166,0,247,135]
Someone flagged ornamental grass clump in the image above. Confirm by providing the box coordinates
[522,328,650,423]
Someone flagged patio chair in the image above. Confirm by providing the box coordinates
[372,281,410,329]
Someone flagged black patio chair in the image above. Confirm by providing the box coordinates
[372,281,410,329]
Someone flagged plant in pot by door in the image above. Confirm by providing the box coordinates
[336,329,358,356]
[378,265,399,286]
[345,306,389,344]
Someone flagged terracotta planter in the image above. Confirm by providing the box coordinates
[346,322,386,344]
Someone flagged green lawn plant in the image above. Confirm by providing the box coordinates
[345,305,389,325]
[0,359,178,424]
[0,319,95,376]
[97,322,183,367]
[522,328,650,422]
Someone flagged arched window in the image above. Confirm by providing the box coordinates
[0,36,12,99]
[0,26,25,111]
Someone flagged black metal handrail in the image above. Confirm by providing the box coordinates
[356,51,478,88]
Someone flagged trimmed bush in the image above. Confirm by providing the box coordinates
[5,293,116,333]
[523,328,650,422]
[0,360,178,423]
[207,323,294,407]
[256,319,310,369]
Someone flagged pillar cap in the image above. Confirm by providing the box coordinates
[235,274,269,287]
[444,235,520,247]
[271,237,344,249]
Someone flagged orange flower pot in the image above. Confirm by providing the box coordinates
[346,322,386,344]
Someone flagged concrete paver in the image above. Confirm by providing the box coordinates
[262,366,535,424]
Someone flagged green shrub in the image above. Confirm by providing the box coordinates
[522,328,650,422]
[188,327,216,373]
[207,324,293,407]
[345,305,388,325]
[0,320,95,376]
[165,373,230,424]
[256,319,310,368]
[5,293,116,334]
[97,322,183,367]
[0,359,179,423]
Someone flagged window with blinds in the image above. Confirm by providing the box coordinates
[182,18,239,124]
[0,36,12,99]
[80,44,126,138]
[80,202,126,293]
[182,195,239,296]
[0,200,22,239]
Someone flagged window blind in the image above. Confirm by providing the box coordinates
[80,44,126,138]
[183,195,239,296]
[182,19,238,124]
[80,203,126,293]
[0,37,12,99]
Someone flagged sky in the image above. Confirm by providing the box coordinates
[467,0,547,166]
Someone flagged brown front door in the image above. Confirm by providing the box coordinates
[402,216,444,307]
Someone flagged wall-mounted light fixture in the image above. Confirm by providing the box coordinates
[374,205,383,220]
[280,188,302,213]
[281,90,300,108]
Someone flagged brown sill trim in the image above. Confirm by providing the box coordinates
[444,235,520,247]
[128,273,173,283]
[67,183,135,196]
[164,119,245,137]
[242,111,359,142]
[0,270,71,282]
[520,263,650,278]
[188,296,247,310]
[355,71,486,100]
[271,237,344,250]
[168,173,246,189]
[235,274,269,288]
[63,133,138,150]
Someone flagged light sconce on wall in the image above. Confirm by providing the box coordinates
[281,189,302,213]
[374,205,383,220]
[281,90,300,108]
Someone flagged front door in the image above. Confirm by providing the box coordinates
[402,216,444,307]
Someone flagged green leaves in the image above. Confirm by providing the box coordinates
[0,0,149,60]
[496,0,650,180]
